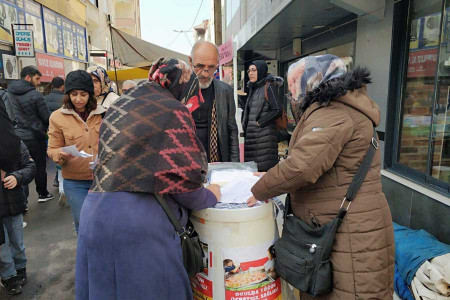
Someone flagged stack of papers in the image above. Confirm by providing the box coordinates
[211,170,261,204]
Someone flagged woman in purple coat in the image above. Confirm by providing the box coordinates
[75,57,221,300]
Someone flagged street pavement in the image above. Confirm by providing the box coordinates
[2,160,77,300]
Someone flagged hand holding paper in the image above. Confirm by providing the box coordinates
[61,145,93,158]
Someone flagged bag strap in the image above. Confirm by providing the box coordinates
[154,194,187,237]
[338,128,379,216]
[264,82,270,102]
[284,129,379,221]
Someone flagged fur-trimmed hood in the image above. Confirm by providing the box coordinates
[297,67,379,124]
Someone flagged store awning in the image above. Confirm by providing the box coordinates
[106,67,149,81]
[111,27,189,67]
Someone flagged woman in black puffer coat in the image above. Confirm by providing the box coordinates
[242,60,283,171]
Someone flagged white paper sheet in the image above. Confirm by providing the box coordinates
[210,170,254,185]
[219,175,261,204]
[61,145,93,158]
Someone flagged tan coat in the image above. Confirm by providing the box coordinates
[47,105,105,180]
[252,89,395,300]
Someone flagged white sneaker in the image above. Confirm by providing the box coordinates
[23,222,27,228]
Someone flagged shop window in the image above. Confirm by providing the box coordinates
[397,0,450,186]
[88,0,98,7]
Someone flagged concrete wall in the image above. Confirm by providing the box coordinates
[382,175,450,244]
[354,0,394,162]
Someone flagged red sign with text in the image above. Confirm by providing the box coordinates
[407,48,438,78]
[219,39,233,66]
[225,279,282,300]
[191,274,213,300]
[36,52,65,82]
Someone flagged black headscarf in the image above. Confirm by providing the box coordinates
[250,60,268,82]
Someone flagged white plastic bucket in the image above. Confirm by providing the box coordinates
[190,202,285,300]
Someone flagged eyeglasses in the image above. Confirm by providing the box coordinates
[247,68,257,74]
[193,64,217,74]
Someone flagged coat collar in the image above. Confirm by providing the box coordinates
[61,104,105,118]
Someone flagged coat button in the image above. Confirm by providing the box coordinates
[88,146,92,148]
[85,129,88,132]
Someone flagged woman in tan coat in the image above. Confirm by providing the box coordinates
[248,55,395,300]
[48,70,105,233]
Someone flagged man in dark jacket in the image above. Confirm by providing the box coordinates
[189,41,239,162]
[0,141,35,295]
[8,66,53,203]
[44,77,64,114]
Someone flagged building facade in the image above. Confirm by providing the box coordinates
[0,0,88,89]
[221,0,450,243]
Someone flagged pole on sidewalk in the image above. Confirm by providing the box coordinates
[108,15,120,95]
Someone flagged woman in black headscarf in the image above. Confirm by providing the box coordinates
[242,60,283,171]
[75,57,221,300]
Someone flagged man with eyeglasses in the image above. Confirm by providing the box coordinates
[189,41,239,163]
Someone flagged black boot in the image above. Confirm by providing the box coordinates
[16,267,27,286]
[0,276,22,295]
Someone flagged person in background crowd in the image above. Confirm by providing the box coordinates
[0,141,35,295]
[242,60,282,172]
[47,70,105,233]
[45,77,65,192]
[248,55,394,299]
[189,41,239,162]
[121,80,137,93]
[76,57,220,300]
[0,99,21,241]
[45,77,65,114]
[86,66,119,110]
[7,66,53,203]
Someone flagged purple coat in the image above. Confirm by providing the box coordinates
[76,188,216,300]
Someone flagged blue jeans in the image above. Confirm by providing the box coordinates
[64,179,92,233]
[0,214,27,279]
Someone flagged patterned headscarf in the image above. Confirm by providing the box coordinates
[91,59,208,195]
[287,54,347,122]
[149,57,203,112]
[87,66,112,95]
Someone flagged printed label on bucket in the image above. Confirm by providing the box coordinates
[223,242,282,300]
[191,242,213,300]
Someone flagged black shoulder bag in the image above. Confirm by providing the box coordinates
[154,194,204,277]
[273,129,379,297]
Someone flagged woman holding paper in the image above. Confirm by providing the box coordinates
[47,70,105,233]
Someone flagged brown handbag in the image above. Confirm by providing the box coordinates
[264,82,288,130]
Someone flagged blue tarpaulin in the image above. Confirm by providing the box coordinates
[394,223,450,285]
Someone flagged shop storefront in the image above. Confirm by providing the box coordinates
[223,0,450,244]
[0,0,88,91]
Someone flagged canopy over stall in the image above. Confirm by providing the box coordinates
[110,27,190,67]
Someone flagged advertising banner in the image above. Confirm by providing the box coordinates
[219,39,233,66]
[222,242,282,300]
[36,52,64,82]
[407,48,438,78]
[0,0,26,44]
[24,0,43,51]
[2,53,18,79]
[14,28,33,56]
[43,6,87,62]
[0,49,14,81]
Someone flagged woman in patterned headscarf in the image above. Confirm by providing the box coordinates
[86,66,119,110]
[76,57,221,300]
[249,55,394,300]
